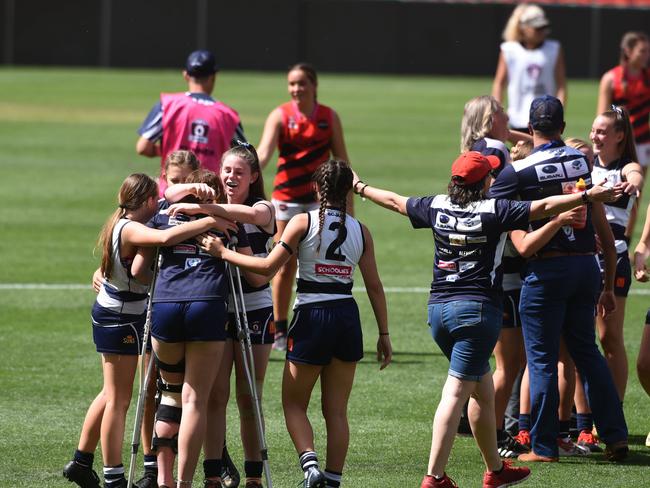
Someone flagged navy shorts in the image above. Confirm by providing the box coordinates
[152,300,228,342]
[502,289,522,329]
[227,307,275,345]
[428,300,503,382]
[598,252,632,297]
[287,298,363,366]
[92,303,145,355]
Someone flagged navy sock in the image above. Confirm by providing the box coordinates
[518,414,531,432]
[203,459,223,478]
[103,464,125,487]
[576,413,593,432]
[143,454,157,474]
[244,460,263,479]
[325,469,342,487]
[73,449,94,468]
[559,420,571,439]
[275,319,288,334]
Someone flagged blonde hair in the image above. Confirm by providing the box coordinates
[565,137,591,153]
[97,173,158,279]
[460,96,500,152]
[164,150,200,175]
[510,141,533,162]
[502,4,546,42]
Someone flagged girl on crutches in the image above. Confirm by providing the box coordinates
[198,159,392,488]
[63,173,230,488]
[166,143,275,488]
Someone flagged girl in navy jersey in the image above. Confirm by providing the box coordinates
[199,159,391,488]
[257,63,351,351]
[353,152,620,488]
[63,174,228,488]
[166,144,275,487]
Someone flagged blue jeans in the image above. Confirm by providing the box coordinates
[428,300,502,382]
[520,255,628,457]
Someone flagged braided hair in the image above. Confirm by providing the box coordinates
[312,159,353,253]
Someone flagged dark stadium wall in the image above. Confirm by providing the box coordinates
[2,0,650,78]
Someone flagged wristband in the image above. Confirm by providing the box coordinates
[581,190,590,203]
[379,332,389,336]
[353,180,365,194]
[360,184,369,198]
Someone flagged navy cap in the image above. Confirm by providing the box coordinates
[529,95,564,132]
[185,50,218,77]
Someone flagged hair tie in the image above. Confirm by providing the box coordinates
[119,204,127,209]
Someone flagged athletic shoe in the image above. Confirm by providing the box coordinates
[63,460,101,488]
[272,331,287,352]
[576,430,602,453]
[457,414,472,436]
[483,460,531,488]
[498,432,531,458]
[134,472,158,488]
[604,440,629,462]
[513,430,531,450]
[420,474,458,488]
[518,451,558,463]
[244,481,263,488]
[303,467,325,488]
[221,449,240,488]
[646,431,650,448]
[557,436,590,456]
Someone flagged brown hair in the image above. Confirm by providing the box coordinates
[601,106,639,162]
[620,31,649,65]
[97,173,158,279]
[288,62,318,100]
[164,150,200,175]
[312,159,353,253]
[185,169,226,203]
[222,143,266,201]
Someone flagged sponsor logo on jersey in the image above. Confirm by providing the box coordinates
[437,260,457,271]
[173,244,197,254]
[563,158,588,178]
[448,234,466,246]
[438,247,453,255]
[435,213,456,231]
[459,261,478,272]
[287,117,298,130]
[317,119,330,130]
[122,334,136,345]
[535,163,565,182]
[315,263,352,276]
[189,119,210,144]
[467,235,488,244]
[445,274,460,282]
[459,249,481,257]
[456,216,482,232]
[185,257,201,269]
[562,225,576,241]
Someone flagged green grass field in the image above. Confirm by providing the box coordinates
[1,68,650,487]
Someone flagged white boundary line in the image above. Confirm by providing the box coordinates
[2,283,650,295]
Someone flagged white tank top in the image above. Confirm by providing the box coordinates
[501,39,560,128]
[294,208,364,307]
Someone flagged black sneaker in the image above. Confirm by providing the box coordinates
[220,450,240,488]
[63,460,101,488]
[497,432,531,458]
[135,471,158,488]
[456,414,472,436]
[303,467,325,488]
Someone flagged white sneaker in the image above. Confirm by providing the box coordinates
[645,431,650,448]
[272,331,287,351]
[557,436,590,456]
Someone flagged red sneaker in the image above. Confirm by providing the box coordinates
[421,474,458,488]
[513,430,530,450]
[483,460,531,488]
[576,429,602,453]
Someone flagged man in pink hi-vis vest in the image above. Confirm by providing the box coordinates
[136,50,246,196]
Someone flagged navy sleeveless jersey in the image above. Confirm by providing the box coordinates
[488,141,596,254]
[406,195,530,304]
[149,210,249,302]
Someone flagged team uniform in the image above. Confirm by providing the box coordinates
[138,92,246,194]
[287,208,365,365]
[608,66,650,166]
[227,198,276,345]
[488,141,628,458]
[272,102,334,221]
[592,155,635,297]
[501,40,560,130]
[148,210,249,343]
[92,219,149,355]
[406,194,531,381]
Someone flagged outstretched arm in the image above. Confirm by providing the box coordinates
[528,182,622,221]
[351,172,408,215]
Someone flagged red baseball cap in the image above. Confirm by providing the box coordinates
[451,151,501,185]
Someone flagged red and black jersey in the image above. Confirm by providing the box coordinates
[272,102,334,203]
[610,65,650,144]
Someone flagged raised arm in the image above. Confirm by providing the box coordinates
[167,201,274,231]
[357,224,391,370]
[257,108,283,170]
[351,172,408,215]
[528,182,622,221]
[164,183,216,204]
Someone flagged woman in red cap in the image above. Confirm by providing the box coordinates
[352,152,621,488]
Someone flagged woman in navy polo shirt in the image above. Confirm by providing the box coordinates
[353,151,620,488]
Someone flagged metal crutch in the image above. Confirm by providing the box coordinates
[127,250,161,487]
[225,249,273,488]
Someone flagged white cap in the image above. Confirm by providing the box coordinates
[519,5,549,28]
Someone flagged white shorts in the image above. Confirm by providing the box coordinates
[636,142,650,168]
[272,199,319,222]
